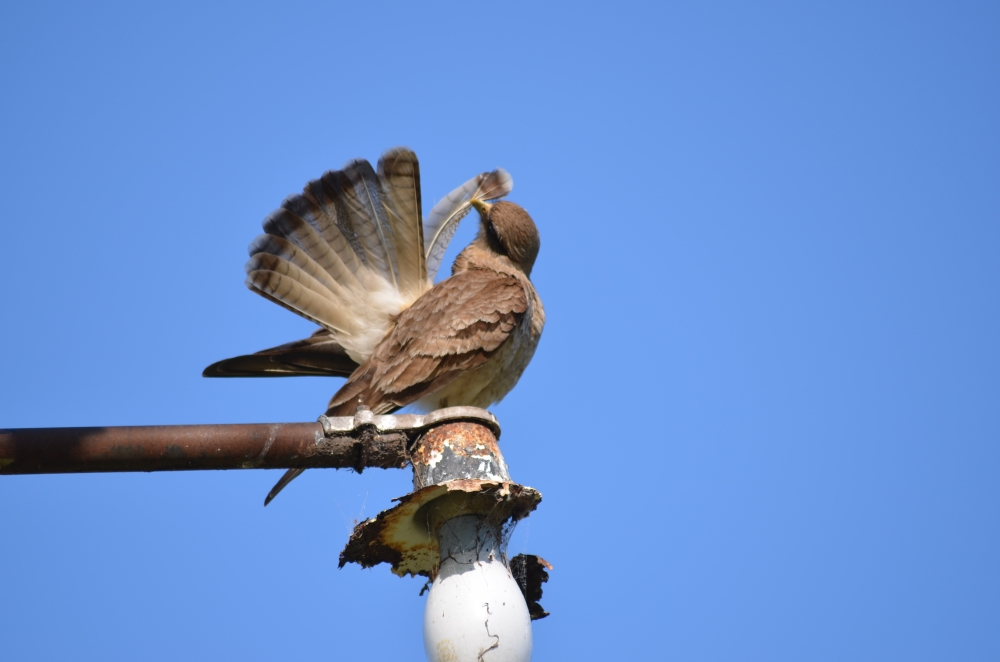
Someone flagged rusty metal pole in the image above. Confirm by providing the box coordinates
[0,421,406,474]
[0,407,499,476]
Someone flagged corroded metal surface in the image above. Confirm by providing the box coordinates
[0,422,407,475]
[510,554,553,621]
[339,480,542,577]
[411,421,510,489]
[339,418,544,580]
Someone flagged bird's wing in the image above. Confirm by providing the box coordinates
[203,329,359,378]
[326,269,529,415]
[423,168,513,280]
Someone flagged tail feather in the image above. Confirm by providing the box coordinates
[265,207,364,287]
[247,234,348,299]
[282,179,370,285]
[203,329,359,378]
[264,468,304,506]
[245,252,346,307]
[245,268,353,334]
[378,148,425,298]
[335,161,399,289]
[476,168,514,201]
[424,168,513,279]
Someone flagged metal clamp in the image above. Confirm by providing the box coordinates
[317,406,501,440]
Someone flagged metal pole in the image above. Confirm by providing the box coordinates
[0,407,501,476]
[0,421,408,475]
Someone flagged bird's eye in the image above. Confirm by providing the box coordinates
[485,221,504,253]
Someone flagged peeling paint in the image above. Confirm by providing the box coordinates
[412,422,510,490]
[335,415,554,622]
[339,480,541,578]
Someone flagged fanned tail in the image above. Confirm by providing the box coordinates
[242,148,433,364]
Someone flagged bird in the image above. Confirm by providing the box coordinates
[203,148,544,505]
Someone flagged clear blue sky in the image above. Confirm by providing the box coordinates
[2,2,998,660]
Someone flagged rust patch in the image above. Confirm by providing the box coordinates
[339,480,541,578]
[410,422,498,466]
[410,422,510,489]
[510,554,553,620]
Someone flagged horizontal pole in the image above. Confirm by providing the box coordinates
[0,422,409,475]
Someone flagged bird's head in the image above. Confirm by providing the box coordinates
[470,199,541,277]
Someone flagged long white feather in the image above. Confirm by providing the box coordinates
[423,168,513,280]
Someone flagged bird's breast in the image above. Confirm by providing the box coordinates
[415,281,544,411]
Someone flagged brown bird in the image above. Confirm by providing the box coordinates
[204,148,544,505]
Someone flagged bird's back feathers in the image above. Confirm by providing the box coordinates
[326,268,530,416]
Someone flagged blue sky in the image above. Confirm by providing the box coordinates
[2,2,998,660]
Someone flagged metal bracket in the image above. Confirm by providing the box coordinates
[317,406,501,441]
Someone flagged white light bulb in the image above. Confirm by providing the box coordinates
[424,515,532,662]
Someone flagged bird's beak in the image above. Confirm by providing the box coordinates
[470,198,493,218]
